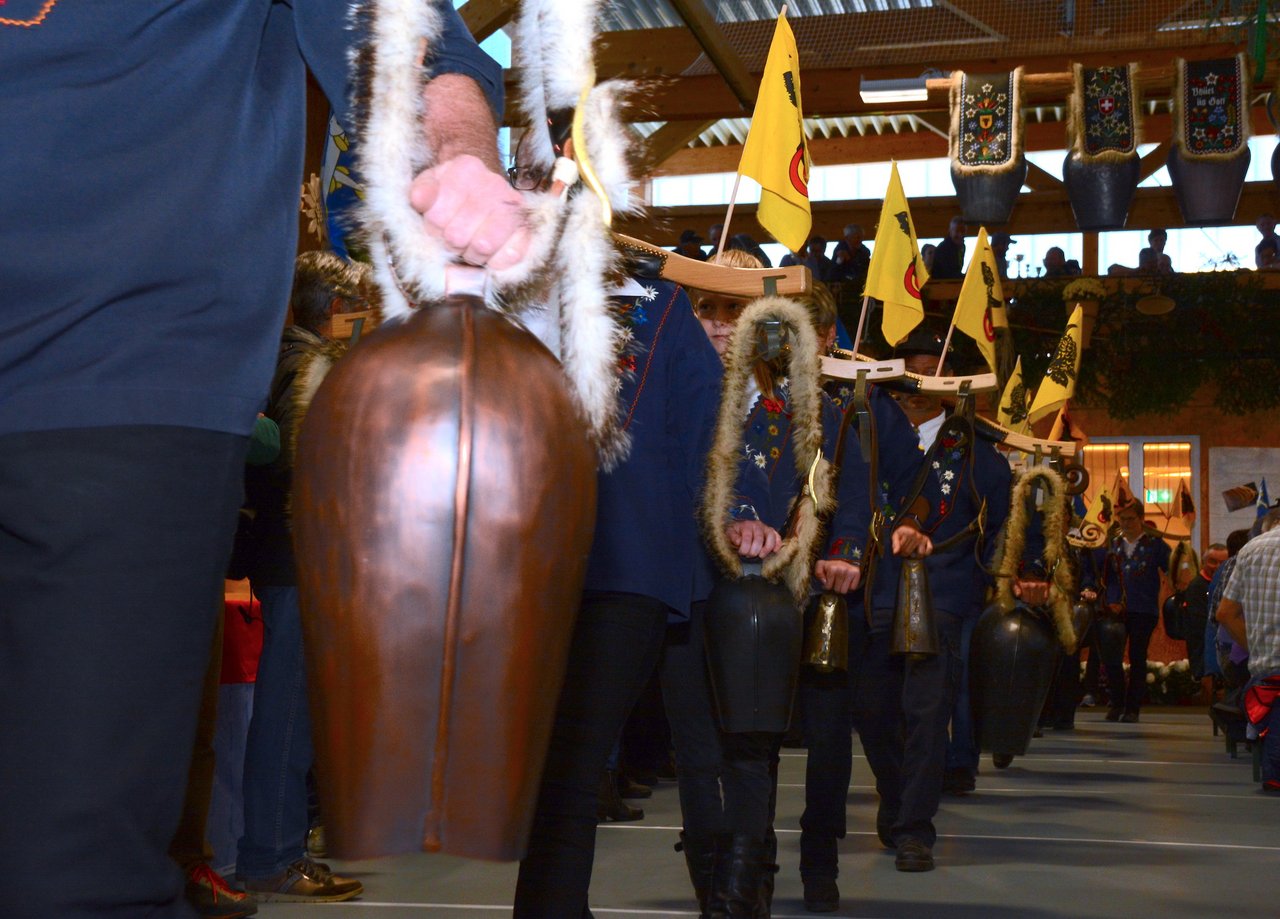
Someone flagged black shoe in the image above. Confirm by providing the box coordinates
[618,773,652,799]
[1052,721,1075,731]
[1105,708,1122,722]
[802,876,840,912]
[992,753,1013,769]
[942,767,976,795]
[597,770,643,822]
[895,840,935,872]
[1120,711,1139,723]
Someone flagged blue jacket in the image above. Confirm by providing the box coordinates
[1102,532,1171,618]
[871,412,1013,623]
[584,281,742,618]
[1,1,501,437]
[740,389,869,567]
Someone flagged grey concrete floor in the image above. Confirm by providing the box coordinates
[259,709,1278,918]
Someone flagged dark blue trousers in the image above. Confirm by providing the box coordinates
[0,426,246,919]
[799,606,962,875]
[513,592,669,917]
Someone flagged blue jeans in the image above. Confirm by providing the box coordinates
[237,584,313,878]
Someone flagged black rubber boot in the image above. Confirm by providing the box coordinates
[712,834,767,918]
[758,826,779,916]
[675,832,717,918]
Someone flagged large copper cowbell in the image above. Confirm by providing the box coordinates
[293,297,597,862]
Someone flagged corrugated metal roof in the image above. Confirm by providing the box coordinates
[601,0,934,31]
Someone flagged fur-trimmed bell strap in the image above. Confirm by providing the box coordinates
[992,464,1079,652]
[950,68,1024,176]
[701,297,834,603]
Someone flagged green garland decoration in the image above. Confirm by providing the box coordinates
[1005,274,1280,419]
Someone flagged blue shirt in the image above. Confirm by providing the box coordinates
[1,1,501,437]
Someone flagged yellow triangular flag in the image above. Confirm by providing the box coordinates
[866,162,929,346]
[1073,486,1114,548]
[738,11,811,253]
[1028,304,1083,423]
[996,356,1032,434]
[952,227,1008,376]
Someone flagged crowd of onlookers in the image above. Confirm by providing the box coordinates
[673,212,1280,281]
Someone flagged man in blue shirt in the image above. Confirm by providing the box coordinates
[1,5,517,915]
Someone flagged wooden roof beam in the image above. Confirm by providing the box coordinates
[643,120,719,171]
[504,41,1246,124]
[666,0,758,113]
[458,0,516,42]
[619,181,1280,245]
[654,109,1274,175]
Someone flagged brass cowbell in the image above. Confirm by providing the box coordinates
[803,591,849,673]
[891,558,939,659]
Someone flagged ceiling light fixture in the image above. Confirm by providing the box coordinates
[858,70,946,105]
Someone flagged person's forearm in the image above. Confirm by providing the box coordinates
[1217,599,1248,649]
[421,74,502,172]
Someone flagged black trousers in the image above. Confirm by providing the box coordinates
[513,591,669,917]
[1102,614,1156,715]
[0,426,247,919]
[851,612,962,850]
[660,601,775,841]
[799,606,963,871]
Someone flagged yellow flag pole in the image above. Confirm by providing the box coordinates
[715,173,744,261]
[935,313,960,376]
[850,294,871,358]
[716,4,788,263]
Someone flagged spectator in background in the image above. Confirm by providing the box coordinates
[990,232,1014,279]
[707,223,724,253]
[726,232,772,268]
[930,216,966,279]
[780,249,801,268]
[804,235,835,282]
[238,253,366,903]
[921,243,937,274]
[832,223,871,285]
[1258,240,1280,272]
[1043,247,1070,277]
[1139,228,1174,274]
[676,229,707,261]
[1209,529,1252,694]
[1256,214,1280,269]
[1214,508,1280,792]
[1185,543,1229,700]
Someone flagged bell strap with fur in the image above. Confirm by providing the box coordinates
[350,0,640,467]
[991,465,1079,652]
[702,297,834,604]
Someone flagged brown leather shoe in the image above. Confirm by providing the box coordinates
[895,840,935,872]
[240,858,362,903]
